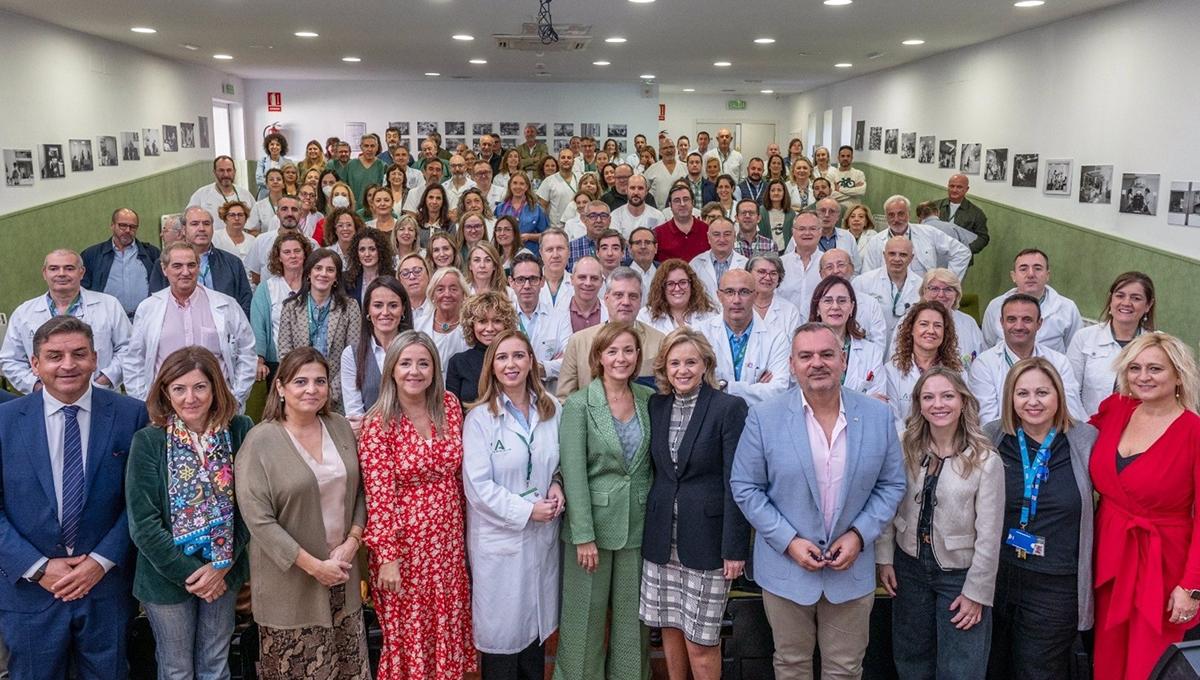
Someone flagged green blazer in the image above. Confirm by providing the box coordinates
[758,207,797,247]
[517,142,550,172]
[126,415,253,605]
[934,196,990,254]
[558,379,653,551]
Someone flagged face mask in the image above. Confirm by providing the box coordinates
[322,185,334,198]
[331,195,350,209]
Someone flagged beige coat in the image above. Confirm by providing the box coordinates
[234,415,368,628]
[876,447,1005,606]
[555,320,665,401]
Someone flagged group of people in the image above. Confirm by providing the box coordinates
[0,127,1194,680]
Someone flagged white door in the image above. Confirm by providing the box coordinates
[212,102,231,158]
[696,121,738,150]
[738,122,777,160]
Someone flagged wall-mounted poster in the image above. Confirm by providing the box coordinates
[854,121,866,151]
[142,128,161,157]
[388,122,411,136]
[97,136,118,167]
[985,149,1008,181]
[501,137,518,149]
[1043,159,1072,195]
[1013,154,1039,187]
[1119,173,1159,215]
[605,124,625,138]
[868,127,882,151]
[417,121,438,136]
[180,123,195,149]
[884,129,898,154]
[499,122,521,136]
[959,143,981,174]
[472,122,493,136]
[900,133,915,159]
[68,139,93,171]
[162,125,179,152]
[3,149,34,186]
[344,122,366,151]
[445,138,465,153]
[198,116,210,148]
[1168,181,1200,226]
[581,123,601,138]
[445,121,466,136]
[1078,165,1112,204]
[39,144,66,178]
[553,139,571,153]
[938,140,957,169]
[121,131,141,161]
[554,123,575,137]
[918,136,935,163]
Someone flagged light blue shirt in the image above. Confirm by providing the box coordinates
[103,240,148,316]
[198,250,214,289]
[501,392,533,436]
[725,319,753,381]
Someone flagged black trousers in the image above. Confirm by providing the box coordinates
[987,560,1080,680]
[481,639,545,680]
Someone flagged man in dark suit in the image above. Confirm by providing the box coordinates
[0,316,149,679]
[149,206,252,318]
[80,208,160,319]
[933,173,990,255]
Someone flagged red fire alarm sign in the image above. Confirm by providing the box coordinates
[267,92,282,112]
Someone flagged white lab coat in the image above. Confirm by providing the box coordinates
[462,396,562,654]
[1066,322,1139,418]
[754,296,802,340]
[860,223,970,281]
[0,289,131,393]
[968,342,1086,425]
[539,277,575,314]
[777,250,823,313]
[794,278,888,351]
[695,315,790,405]
[690,250,749,304]
[852,268,923,344]
[887,308,984,368]
[981,285,1083,354]
[840,336,886,397]
[636,307,717,336]
[126,287,257,404]
[819,228,863,273]
[518,301,573,395]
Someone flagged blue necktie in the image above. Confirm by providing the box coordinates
[60,405,84,551]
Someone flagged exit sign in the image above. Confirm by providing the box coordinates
[727,100,747,110]
[222,83,235,95]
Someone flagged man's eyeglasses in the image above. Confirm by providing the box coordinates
[720,288,755,298]
[512,275,542,286]
[586,212,610,221]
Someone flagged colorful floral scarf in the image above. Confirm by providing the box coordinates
[166,414,236,569]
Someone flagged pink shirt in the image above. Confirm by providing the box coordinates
[157,286,223,372]
[801,391,848,536]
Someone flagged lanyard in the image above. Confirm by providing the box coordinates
[199,253,212,286]
[840,335,852,385]
[307,296,331,344]
[1017,427,1056,528]
[890,279,904,318]
[745,181,764,203]
[513,431,535,485]
[1003,347,1018,368]
[47,292,83,318]
[729,325,751,381]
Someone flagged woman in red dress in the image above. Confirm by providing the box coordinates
[359,329,477,679]
[1090,332,1200,680]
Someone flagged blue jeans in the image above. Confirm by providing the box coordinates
[892,546,992,680]
[142,588,238,680]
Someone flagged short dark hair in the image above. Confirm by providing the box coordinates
[812,177,833,190]
[915,201,939,219]
[33,317,94,357]
[262,132,289,156]
[838,145,853,154]
[1001,292,1043,320]
[263,347,331,422]
[630,226,657,243]
[213,155,234,169]
[510,251,543,276]
[147,347,239,429]
[1013,248,1049,268]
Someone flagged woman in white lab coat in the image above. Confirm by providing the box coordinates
[463,329,565,678]
[746,254,802,339]
[807,275,885,397]
[1065,271,1156,418]
[637,259,718,335]
[885,301,968,432]
[915,268,985,367]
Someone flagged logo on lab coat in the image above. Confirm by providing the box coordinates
[494,439,507,452]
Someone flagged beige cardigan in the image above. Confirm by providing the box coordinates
[234,415,367,628]
[876,447,1005,606]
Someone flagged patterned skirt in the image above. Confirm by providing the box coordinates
[258,584,372,680]
[638,529,731,646]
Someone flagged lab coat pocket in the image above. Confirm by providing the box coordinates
[473,528,522,556]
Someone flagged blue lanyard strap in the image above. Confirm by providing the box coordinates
[1017,427,1056,528]
[728,325,751,381]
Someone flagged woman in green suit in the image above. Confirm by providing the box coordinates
[554,322,653,680]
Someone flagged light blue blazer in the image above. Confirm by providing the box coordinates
[730,387,905,606]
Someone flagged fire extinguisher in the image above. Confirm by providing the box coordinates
[263,122,281,138]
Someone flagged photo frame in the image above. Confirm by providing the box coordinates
[985,149,1008,181]
[3,149,35,186]
[97,136,118,167]
[918,136,935,164]
[900,133,915,159]
[1119,173,1159,215]
[884,129,898,154]
[1012,154,1039,188]
[1078,165,1113,204]
[868,127,882,151]
[68,139,94,171]
[938,140,957,169]
[1168,181,1200,226]
[1043,159,1072,195]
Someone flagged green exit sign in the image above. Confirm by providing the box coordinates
[727,100,747,110]
[223,83,235,95]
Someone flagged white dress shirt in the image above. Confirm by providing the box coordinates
[860,223,971,281]
[981,285,1083,354]
[442,176,479,210]
[340,336,385,417]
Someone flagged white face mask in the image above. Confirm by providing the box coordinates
[331,195,350,209]
[322,184,334,198]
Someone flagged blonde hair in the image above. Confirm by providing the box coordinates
[901,367,995,479]
[460,291,518,346]
[468,329,558,421]
[365,330,448,436]
[652,328,718,394]
[919,268,964,310]
[1000,357,1076,435]
[465,241,508,293]
[1114,333,1200,412]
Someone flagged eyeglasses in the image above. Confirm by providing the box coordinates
[737,209,759,217]
[398,268,426,280]
[752,269,779,278]
[819,296,851,307]
[721,288,755,298]
[926,285,955,296]
[670,196,693,205]
[585,212,610,221]
[664,280,690,290]
[512,275,542,286]
[224,213,246,220]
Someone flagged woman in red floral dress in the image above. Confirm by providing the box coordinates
[359,329,477,679]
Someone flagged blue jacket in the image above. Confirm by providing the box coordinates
[80,239,160,293]
[149,247,252,319]
[0,390,149,612]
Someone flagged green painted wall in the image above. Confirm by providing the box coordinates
[0,161,212,315]
[859,163,1200,344]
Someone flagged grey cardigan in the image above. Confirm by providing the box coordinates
[234,415,368,629]
[984,420,1098,629]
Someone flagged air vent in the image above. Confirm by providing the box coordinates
[742,79,764,83]
[495,22,592,51]
[867,51,885,59]
[449,75,474,80]
[535,72,552,77]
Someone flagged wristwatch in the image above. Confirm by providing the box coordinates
[1185,587,1200,601]
[29,563,46,583]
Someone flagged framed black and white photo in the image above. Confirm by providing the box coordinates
[1079,165,1113,204]
[985,149,1008,181]
[198,116,210,148]
[529,123,547,137]
[97,136,118,167]
[445,138,465,153]
[900,133,916,159]
[499,122,520,136]
[68,139,94,171]
[1168,181,1200,226]
[1119,173,1159,215]
[884,129,898,154]
[1043,159,1072,195]
[581,123,601,139]
[606,124,626,139]
[918,136,935,164]
[3,149,35,186]
[854,121,866,151]
[1013,154,1039,187]
[179,122,195,149]
[554,123,575,137]
[501,137,518,149]
[142,128,161,157]
[39,144,66,179]
[388,122,411,136]
[938,140,957,169]
[445,121,466,136]
[553,138,571,153]
[162,125,178,152]
[959,143,981,174]
[472,122,492,136]
[417,121,439,136]
[121,131,141,161]
[868,127,882,151]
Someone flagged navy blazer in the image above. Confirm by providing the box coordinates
[80,238,160,292]
[643,384,751,570]
[149,247,252,319]
[0,390,149,612]
[698,179,718,206]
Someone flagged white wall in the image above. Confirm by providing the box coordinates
[658,92,793,151]
[0,10,242,216]
[785,0,1200,258]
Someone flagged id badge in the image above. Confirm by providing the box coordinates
[519,487,542,503]
[1005,528,1045,557]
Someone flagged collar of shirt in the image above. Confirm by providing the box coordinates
[725,318,753,347]
[43,384,94,419]
[170,285,207,310]
[797,387,847,423]
[501,392,534,435]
